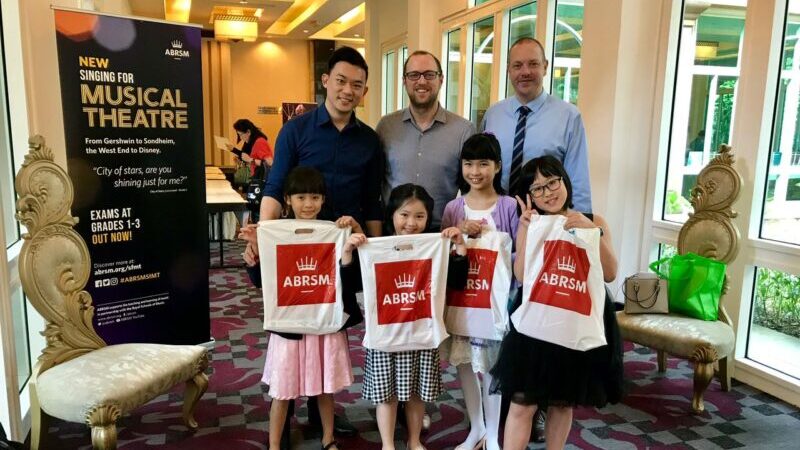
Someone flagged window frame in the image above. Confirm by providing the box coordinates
[440,0,557,120]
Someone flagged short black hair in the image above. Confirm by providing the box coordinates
[384,184,435,235]
[284,166,326,197]
[515,155,573,215]
[457,133,504,195]
[328,46,369,80]
[508,37,547,62]
[283,166,326,218]
[403,50,443,75]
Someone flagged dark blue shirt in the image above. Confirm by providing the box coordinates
[263,105,383,224]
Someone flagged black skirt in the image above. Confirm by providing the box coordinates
[490,289,624,409]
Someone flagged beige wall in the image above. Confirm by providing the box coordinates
[228,39,313,155]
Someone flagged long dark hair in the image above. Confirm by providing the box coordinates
[384,184,435,235]
[515,155,573,215]
[457,133,504,195]
[233,119,268,155]
[283,166,326,218]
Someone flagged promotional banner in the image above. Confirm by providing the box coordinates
[54,9,209,345]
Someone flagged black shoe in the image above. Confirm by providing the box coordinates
[308,413,358,437]
[333,414,358,437]
[532,409,546,443]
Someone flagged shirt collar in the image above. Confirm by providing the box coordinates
[315,102,361,129]
[402,103,447,125]
[510,91,549,115]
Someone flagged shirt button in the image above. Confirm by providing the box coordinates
[418,152,421,156]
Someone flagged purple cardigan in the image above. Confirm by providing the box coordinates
[440,195,519,238]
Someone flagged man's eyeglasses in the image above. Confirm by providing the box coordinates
[404,71,441,81]
[529,177,562,198]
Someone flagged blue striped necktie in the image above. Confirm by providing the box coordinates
[509,105,531,196]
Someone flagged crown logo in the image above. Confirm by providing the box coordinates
[468,261,481,275]
[394,274,416,289]
[557,256,576,273]
[171,40,183,49]
[296,257,318,271]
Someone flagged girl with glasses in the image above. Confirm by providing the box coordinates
[490,155,624,450]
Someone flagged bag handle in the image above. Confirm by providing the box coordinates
[622,278,659,308]
[649,256,671,279]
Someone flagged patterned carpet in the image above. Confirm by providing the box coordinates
[37,242,800,449]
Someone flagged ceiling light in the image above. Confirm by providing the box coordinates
[164,0,191,23]
[695,40,719,60]
[303,29,309,33]
[354,34,360,37]
[210,5,262,42]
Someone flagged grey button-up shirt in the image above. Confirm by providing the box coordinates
[377,104,476,228]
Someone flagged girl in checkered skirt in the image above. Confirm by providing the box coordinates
[439,133,519,450]
[341,184,468,450]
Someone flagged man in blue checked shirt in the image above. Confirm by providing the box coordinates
[481,37,592,214]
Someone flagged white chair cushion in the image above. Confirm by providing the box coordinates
[36,343,207,423]
[616,312,734,359]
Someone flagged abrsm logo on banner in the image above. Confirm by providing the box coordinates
[375,259,432,325]
[530,240,592,315]
[447,248,497,309]
[276,243,336,306]
[165,39,190,60]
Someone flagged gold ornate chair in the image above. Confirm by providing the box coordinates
[16,136,210,449]
[616,145,740,413]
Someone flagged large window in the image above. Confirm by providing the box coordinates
[748,267,800,379]
[552,0,584,105]
[762,11,800,245]
[663,5,745,223]
[400,45,409,109]
[505,2,537,98]
[382,50,397,115]
[445,29,462,113]
[470,16,495,126]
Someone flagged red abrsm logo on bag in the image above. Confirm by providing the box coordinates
[375,259,432,324]
[530,240,592,315]
[447,248,497,309]
[276,243,336,306]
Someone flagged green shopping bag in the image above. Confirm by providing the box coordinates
[649,253,726,321]
[233,161,250,186]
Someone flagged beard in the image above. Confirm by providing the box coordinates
[408,89,440,109]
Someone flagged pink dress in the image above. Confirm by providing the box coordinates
[261,331,354,399]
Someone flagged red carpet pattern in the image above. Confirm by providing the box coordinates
[37,242,800,449]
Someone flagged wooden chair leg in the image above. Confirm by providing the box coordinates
[183,372,209,429]
[87,405,121,450]
[690,346,718,413]
[657,350,667,373]
[717,355,732,392]
[29,382,49,450]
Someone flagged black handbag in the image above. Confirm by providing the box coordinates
[245,162,271,222]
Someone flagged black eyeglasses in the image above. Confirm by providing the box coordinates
[404,71,441,81]
[529,177,562,198]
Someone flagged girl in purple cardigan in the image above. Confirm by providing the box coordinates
[440,133,518,450]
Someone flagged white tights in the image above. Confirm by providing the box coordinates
[457,364,501,450]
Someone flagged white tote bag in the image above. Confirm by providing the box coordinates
[511,215,606,351]
[258,219,350,334]
[358,234,450,352]
[444,231,512,340]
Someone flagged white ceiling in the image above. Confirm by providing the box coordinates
[130,0,364,40]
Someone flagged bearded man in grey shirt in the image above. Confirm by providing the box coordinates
[377,50,476,229]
